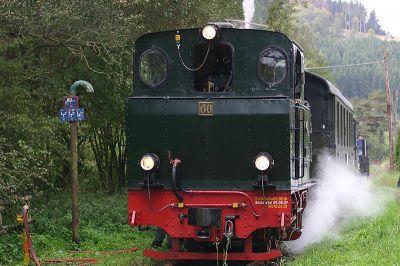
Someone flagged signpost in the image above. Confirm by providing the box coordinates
[63,96,79,109]
[59,108,85,122]
[60,81,93,245]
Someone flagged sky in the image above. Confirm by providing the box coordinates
[356,0,400,37]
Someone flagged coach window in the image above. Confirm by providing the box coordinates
[346,111,348,145]
[344,109,347,145]
[259,48,287,86]
[139,48,167,87]
[340,105,343,145]
[193,43,233,93]
[340,107,342,144]
[336,102,339,144]
[345,110,348,146]
[342,107,345,146]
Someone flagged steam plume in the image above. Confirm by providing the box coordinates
[242,0,255,29]
[289,154,390,251]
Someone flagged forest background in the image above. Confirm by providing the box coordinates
[0,0,399,222]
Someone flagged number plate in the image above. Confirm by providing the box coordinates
[198,102,214,116]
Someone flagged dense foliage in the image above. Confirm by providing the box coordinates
[312,35,400,99]
[395,131,400,171]
[0,0,242,216]
[352,90,388,161]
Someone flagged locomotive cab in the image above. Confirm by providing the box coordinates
[127,23,313,261]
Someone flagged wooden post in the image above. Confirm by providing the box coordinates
[384,49,394,170]
[67,81,93,245]
[70,120,80,244]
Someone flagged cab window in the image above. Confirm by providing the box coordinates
[192,43,233,93]
[258,48,287,86]
[139,48,167,87]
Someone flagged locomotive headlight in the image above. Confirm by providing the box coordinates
[202,24,219,40]
[140,153,160,171]
[254,153,274,171]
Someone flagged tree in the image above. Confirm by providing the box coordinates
[312,8,331,36]
[266,0,306,36]
[352,90,388,160]
[331,12,345,37]
[352,16,360,32]
[0,0,244,205]
[367,10,385,35]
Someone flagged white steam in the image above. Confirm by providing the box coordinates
[289,154,390,251]
[242,0,255,29]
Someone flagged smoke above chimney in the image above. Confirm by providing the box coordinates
[242,0,255,29]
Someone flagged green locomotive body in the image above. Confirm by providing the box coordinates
[127,26,312,190]
[127,23,318,261]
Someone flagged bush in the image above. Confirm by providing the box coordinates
[0,113,69,218]
[395,130,400,171]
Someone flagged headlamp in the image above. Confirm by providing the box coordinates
[202,24,219,40]
[254,153,274,171]
[140,153,160,171]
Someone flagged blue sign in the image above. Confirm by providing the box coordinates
[59,108,85,122]
[63,96,79,109]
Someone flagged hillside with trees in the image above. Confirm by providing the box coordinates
[270,0,397,161]
[313,35,400,99]
[295,0,400,100]
[307,0,387,36]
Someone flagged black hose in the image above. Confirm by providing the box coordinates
[171,164,184,202]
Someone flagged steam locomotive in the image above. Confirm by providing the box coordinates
[126,22,357,261]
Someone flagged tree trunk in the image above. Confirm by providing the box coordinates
[89,124,126,193]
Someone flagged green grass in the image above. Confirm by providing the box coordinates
[0,192,156,266]
[1,169,399,265]
[285,170,400,265]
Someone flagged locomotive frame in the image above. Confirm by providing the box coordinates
[126,23,357,261]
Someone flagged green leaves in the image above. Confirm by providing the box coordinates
[0,113,67,217]
[0,0,246,206]
[266,0,306,36]
[353,90,388,160]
